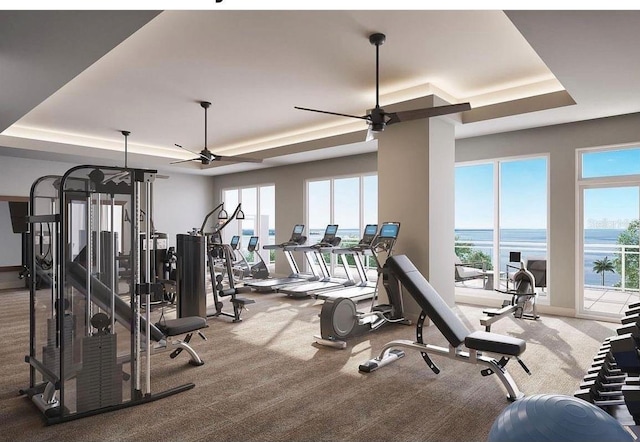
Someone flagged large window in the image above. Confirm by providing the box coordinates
[455,156,549,302]
[221,184,275,263]
[578,145,640,318]
[307,174,377,275]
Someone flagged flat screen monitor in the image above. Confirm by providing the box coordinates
[324,224,338,241]
[8,201,29,234]
[230,236,240,248]
[379,222,400,239]
[291,224,305,241]
[248,236,259,248]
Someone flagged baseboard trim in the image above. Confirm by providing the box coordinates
[0,281,25,290]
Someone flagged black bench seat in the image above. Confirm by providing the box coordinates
[156,317,208,337]
[465,330,525,356]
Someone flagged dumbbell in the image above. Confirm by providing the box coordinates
[588,358,622,376]
[610,334,640,375]
[622,377,640,418]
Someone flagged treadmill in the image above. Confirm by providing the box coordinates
[244,224,316,292]
[314,223,382,302]
[277,224,354,298]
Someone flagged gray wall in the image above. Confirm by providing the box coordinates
[456,112,640,314]
[0,155,76,196]
[152,172,213,248]
[211,153,377,275]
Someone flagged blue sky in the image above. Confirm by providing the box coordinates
[456,148,640,230]
[582,148,640,229]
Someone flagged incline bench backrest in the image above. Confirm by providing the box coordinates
[68,260,166,342]
[387,255,471,347]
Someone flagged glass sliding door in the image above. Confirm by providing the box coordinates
[307,180,331,245]
[259,185,276,263]
[455,156,549,301]
[499,158,548,300]
[454,163,495,293]
[333,177,360,277]
[220,184,275,265]
[241,187,257,245]
[363,175,378,226]
[581,186,639,316]
[306,174,378,275]
[221,188,239,244]
[578,146,640,318]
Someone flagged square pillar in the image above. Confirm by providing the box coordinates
[377,95,456,320]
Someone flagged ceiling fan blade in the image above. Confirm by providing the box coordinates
[170,158,198,164]
[173,143,208,161]
[213,154,263,163]
[387,102,471,125]
[295,106,370,121]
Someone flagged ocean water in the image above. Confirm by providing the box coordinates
[456,228,631,287]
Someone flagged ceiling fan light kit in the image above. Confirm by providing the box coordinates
[295,32,471,140]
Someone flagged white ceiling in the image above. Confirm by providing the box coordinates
[1,10,640,176]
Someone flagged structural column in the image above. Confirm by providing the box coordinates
[377,95,457,319]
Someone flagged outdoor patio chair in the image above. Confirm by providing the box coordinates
[455,255,487,283]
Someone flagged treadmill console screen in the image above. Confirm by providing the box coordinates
[323,224,338,241]
[248,236,259,248]
[291,224,305,241]
[361,224,378,243]
[379,222,400,239]
[230,235,240,248]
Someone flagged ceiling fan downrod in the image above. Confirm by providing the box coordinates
[369,32,386,110]
[201,101,211,156]
[121,130,130,168]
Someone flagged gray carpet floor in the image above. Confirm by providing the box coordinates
[0,287,617,441]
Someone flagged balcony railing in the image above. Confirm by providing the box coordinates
[455,239,640,293]
[583,243,639,293]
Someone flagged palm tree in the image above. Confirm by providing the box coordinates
[593,256,615,287]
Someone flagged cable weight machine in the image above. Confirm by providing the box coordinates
[176,202,255,322]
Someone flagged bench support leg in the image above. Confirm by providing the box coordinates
[169,333,204,366]
[477,355,524,401]
[359,339,524,401]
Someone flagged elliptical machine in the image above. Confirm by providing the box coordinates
[315,222,409,349]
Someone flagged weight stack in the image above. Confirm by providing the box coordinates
[42,315,74,377]
[76,333,122,413]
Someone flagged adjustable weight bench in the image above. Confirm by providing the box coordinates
[154,317,208,366]
[359,255,530,401]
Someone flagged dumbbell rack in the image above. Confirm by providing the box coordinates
[575,301,640,430]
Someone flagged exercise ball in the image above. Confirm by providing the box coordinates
[487,394,633,442]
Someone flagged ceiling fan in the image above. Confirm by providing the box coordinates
[295,33,471,141]
[171,101,262,167]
